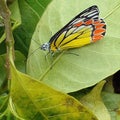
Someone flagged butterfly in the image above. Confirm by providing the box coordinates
[41,5,106,55]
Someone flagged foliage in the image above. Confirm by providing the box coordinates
[0,0,120,120]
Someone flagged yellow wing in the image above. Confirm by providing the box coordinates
[50,25,93,51]
[41,6,106,53]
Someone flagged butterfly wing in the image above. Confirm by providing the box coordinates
[49,5,106,52]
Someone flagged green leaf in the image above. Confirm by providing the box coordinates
[0,51,25,94]
[102,91,120,120]
[27,0,120,93]
[0,55,7,87]
[116,109,120,120]
[9,62,98,120]
[0,0,52,56]
[0,0,21,55]
[9,0,21,26]
[80,81,111,120]
[0,95,8,117]
[13,0,52,57]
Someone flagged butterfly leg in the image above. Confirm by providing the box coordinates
[65,51,79,56]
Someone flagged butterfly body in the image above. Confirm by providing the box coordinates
[41,5,106,53]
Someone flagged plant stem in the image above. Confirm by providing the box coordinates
[0,0,15,90]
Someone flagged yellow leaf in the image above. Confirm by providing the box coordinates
[80,81,111,120]
[9,62,98,120]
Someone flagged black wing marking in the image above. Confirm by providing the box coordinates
[49,5,99,49]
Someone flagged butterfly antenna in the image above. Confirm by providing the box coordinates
[27,38,42,58]
[32,39,41,46]
[66,52,79,56]
[27,46,41,59]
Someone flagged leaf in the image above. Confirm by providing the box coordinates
[0,0,21,43]
[0,0,21,55]
[0,0,52,56]
[27,0,120,93]
[116,109,120,120]
[9,0,21,26]
[102,91,120,120]
[9,62,98,120]
[0,51,25,92]
[0,55,7,86]
[80,81,111,120]
[0,95,8,116]
[13,0,52,57]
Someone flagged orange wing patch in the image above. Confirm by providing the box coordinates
[85,19,93,25]
[40,6,106,54]
[92,19,106,42]
[74,21,83,27]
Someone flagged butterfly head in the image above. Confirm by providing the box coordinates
[41,42,50,51]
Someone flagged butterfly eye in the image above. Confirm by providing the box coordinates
[41,42,50,51]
